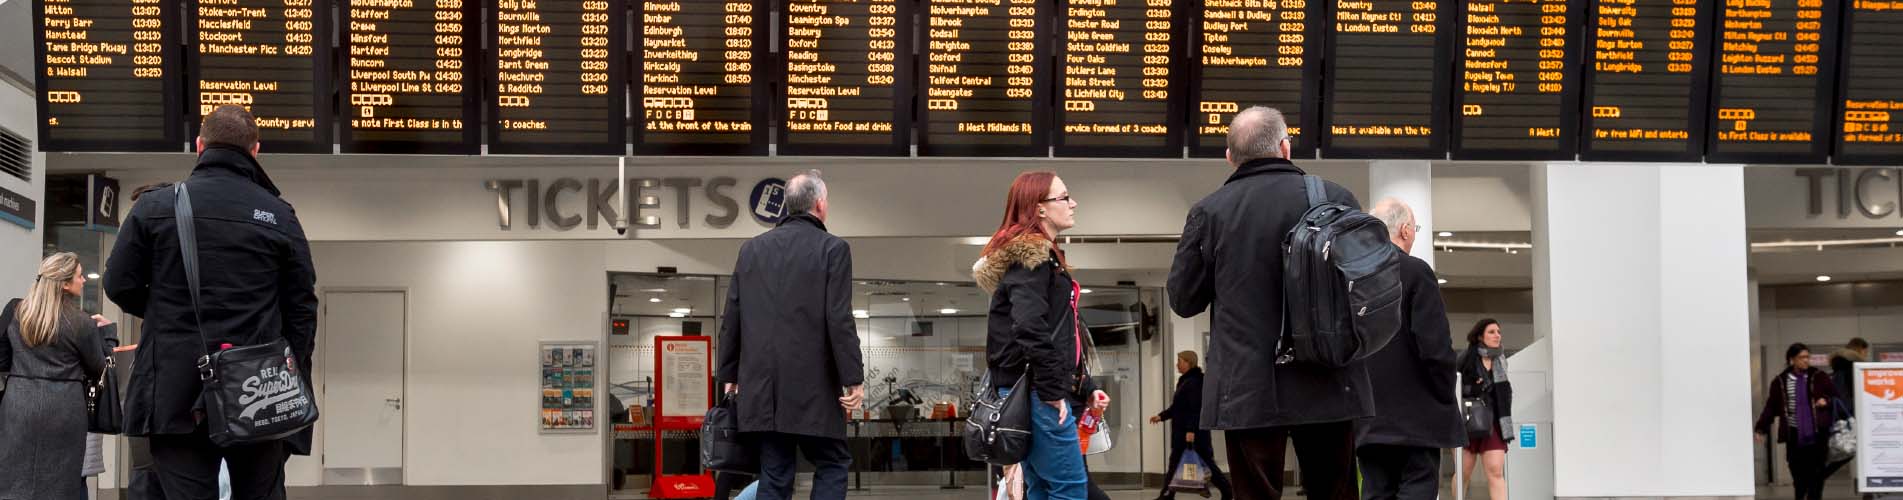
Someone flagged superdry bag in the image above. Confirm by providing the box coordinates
[1279,175,1406,368]
[176,184,320,447]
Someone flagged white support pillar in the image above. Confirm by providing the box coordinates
[1534,163,1755,499]
[1368,160,1435,267]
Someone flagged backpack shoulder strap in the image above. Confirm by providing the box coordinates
[1303,175,1325,209]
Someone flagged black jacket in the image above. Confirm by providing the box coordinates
[975,234,1084,404]
[715,214,865,440]
[104,145,318,452]
[1167,158,1372,430]
[1356,255,1464,449]
[1756,366,1839,444]
[1457,344,1515,441]
[1157,367,1205,439]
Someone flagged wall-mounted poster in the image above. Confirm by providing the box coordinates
[658,338,710,419]
[540,341,598,433]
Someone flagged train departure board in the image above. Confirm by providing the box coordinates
[1705,0,1839,163]
[918,0,1054,157]
[1189,0,1323,158]
[777,0,915,156]
[1579,0,1712,161]
[484,0,627,155]
[1321,0,1454,158]
[186,0,333,153]
[35,0,184,151]
[339,0,481,154]
[1052,0,1186,157]
[631,0,770,155]
[1833,0,1903,164]
[1450,0,1581,160]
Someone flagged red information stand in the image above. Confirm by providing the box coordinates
[652,336,714,498]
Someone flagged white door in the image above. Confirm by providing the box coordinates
[322,291,406,485]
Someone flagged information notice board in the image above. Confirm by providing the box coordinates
[917,0,1055,157]
[1449,0,1581,160]
[776,0,916,156]
[338,0,482,154]
[35,0,185,152]
[1704,0,1839,163]
[1579,0,1713,161]
[1189,0,1323,158]
[631,0,770,155]
[1857,363,1903,491]
[185,0,333,153]
[1052,0,1186,157]
[483,0,628,155]
[1832,0,1903,165]
[1320,0,1454,158]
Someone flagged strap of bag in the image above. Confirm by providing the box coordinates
[1303,175,1325,209]
[173,184,216,377]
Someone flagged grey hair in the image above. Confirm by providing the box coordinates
[783,169,827,216]
[1227,106,1289,164]
[1370,197,1414,240]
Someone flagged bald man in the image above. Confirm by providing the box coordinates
[1355,199,1463,500]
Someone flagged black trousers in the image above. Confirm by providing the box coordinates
[713,471,757,500]
[1355,444,1440,500]
[1161,430,1233,499]
[1787,441,1829,500]
[752,432,851,500]
[1224,421,1358,500]
[149,431,289,500]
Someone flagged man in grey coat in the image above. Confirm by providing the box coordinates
[715,170,866,500]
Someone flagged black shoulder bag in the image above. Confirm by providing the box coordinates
[88,353,123,434]
[701,391,757,473]
[175,184,320,447]
[963,269,1078,466]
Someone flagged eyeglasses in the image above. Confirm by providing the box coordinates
[1041,195,1075,204]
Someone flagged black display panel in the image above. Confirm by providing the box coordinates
[918,0,1054,157]
[1189,0,1323,158]
[1321,0,1454,158]
[1052,0,1186,157]
[186,0,333,154]
[35,0,184,151]
[1705,0,1839,163]
[484,0,627,155]
[776,0,914,156]
[339,0,481,154]
[1833,0,1903,165]
[1450,0,1581,160]
[1579,0,1713,161]
[631,0,770,155]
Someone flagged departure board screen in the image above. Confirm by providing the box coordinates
[918,0,1054,157]
[1189,0,1322,158]
[1579,0,1712,161]
[1705,0,1839,163]
[1834,0,1903,165]
[1052,0,1185,157]
[777,0,914,156]
[339,0,481,154]
[186,0,333,153]
[1321,0,1454,158]
[1450,0,1581,160]
[484,0,627,155]
[631,0,769,155]
[34,0,184,151]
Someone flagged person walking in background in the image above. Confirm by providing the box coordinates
[1150,351,1231,500]
[1168,106,1368,500]
[1757,343,1840,500]
[1356,200,1464,500]
[105,105,320,500]
[0,252,115,500]
[1830,338,1868,414]
[973,171,1095,500]
[1457,320,1514,500]
[715,170,866,500]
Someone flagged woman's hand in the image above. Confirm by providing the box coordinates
[1091,390,1111,412]
[1815,398,1829,408]
[1047,400,1070,423]
[91,314,113,328]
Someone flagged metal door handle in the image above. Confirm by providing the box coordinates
[385,398,402,410]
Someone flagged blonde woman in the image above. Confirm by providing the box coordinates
[0,252,114,500]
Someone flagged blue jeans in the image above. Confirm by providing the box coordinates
[1003,388,1087,500]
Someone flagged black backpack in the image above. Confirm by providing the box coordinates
[1278,175,1406,368]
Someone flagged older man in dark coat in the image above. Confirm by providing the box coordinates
[715,170,866,500]
[1168,106,1368,500]
[1355,199,1464,500]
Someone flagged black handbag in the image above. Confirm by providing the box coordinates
[1463,395,1495,441]
[87,356,123,434]
[963,371,1033,466]
[175,184,320,447]
[701,392,756,473]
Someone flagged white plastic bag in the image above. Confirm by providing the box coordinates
[994,465,1024,500]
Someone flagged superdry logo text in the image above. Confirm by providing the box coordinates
[238,365,309,421]
[253,209,278,225]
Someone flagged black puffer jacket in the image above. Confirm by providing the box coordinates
[104,145,319,453]
[975,234,1084,404]
[1167,158,1372,430]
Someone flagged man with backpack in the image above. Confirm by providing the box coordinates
[1167,106,1371,500]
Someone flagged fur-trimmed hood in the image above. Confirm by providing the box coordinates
[972,234,1057,293]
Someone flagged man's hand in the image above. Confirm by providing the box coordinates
[840,385,865,411]
[1186,432,1195,443]
[723,383,738,395]
[1091,390,1111,412]
[1047,400,1070,423]
[1149,415,1163,424]
[1755,433,1766,444]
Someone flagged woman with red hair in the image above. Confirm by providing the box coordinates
[973,171,1104,500]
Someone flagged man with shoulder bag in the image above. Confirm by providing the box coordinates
[106,105,320,500]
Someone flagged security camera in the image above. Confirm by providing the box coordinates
[613,218,629,236]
